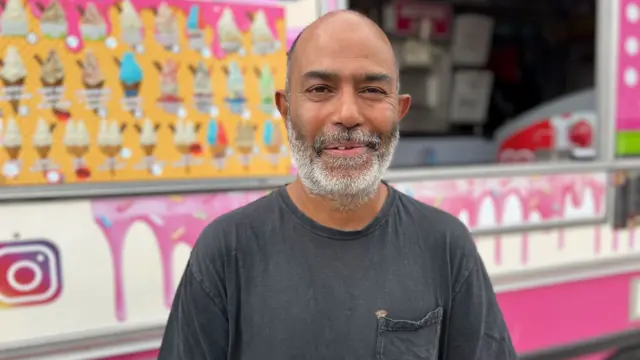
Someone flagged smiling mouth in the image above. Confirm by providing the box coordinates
[322,143,371,157]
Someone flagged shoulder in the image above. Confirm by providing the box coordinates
[189,190,282,271]
[394,189,480,286]
[394,189,473,246]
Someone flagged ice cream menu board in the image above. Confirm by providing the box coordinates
[0,0,288,185]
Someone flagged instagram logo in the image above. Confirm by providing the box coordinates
[0,240,62,307]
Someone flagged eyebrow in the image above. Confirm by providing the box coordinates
[302,70,393,85]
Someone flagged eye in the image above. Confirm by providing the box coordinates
[308,85,331,93]
[361,87,386,94]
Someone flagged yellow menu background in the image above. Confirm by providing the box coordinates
[0,2,289,185]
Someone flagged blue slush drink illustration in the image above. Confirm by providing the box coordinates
[207,118,229,170]
[118,52,143,99]
[224,61,245,114]
[262,118,282,167]
[186,5,204,50]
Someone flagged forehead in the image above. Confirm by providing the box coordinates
[292,17,396,79]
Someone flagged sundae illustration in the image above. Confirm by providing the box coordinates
[78,2,107,40]
[2,117,22,178]
[255,65,275,114]
[52,102,70,121]
[31,117,57,172]
[77,50,107,112]
[170,118,202,172]
[155,60,182,114]
[217,7,243,53]
[155,1,179,50]
[134,118,161,173]
[35,49,65,107]
[97,118,127,174]
[206,117,229,170]
[63,119,91,178]
[186,5,204,50]
[249,10,277,55]
[0,46,27,113]
[191,62,213,114]
[223,61,246,114]
[235,120,257,169]
[38,0,67,39]
[0,0,29,36]
[262,118,284,167]
[116,52,143,111]
[119,0,143,47]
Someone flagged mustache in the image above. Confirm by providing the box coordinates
[312,129,381,155]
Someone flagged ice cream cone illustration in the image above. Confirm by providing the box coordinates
[78,2,107,41]
[77,50,106,112]
[37,0,67,38]
[155,60,182,114]
[118,0,143,47]
[223,62,246,115]
[115,52,143,111]
[170,118,202,173]
[1,118,22,178]
[97,119,127,175]
[31,117,57,172]
[217,7,243,53]
[186,5,204,50]
[35,50,65,107]
[255,64,276,114]
[63,119,91,179]
[0,0,29,36]
[155,1,179,50]
[248,10,277,55]
[134,118,161,173]
[206,118,229,170]
[263,119,283,168]
[235,120,257,169]
[0,46,27,113]
[190,62,213,114]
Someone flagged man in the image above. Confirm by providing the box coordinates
[159,10,516,360]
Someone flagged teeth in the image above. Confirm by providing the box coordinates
[337,147,346,150]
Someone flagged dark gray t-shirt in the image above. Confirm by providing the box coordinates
[159,185,517,359]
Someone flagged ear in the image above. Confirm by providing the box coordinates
[275,90,287,120]
[396,94,412,122]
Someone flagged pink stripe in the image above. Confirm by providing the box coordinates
[617,118,640,131]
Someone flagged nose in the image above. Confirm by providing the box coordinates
[332,90,363,129]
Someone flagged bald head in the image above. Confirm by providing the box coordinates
[286,10,399,94]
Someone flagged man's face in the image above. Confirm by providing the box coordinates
[276,18,411,205]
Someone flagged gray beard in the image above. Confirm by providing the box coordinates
[286,114,399,212]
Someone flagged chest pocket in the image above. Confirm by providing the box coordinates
[375,307,443,360]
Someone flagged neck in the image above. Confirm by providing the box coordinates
[286,178,388,231]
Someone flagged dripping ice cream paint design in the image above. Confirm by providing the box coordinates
[91,174,607,322]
